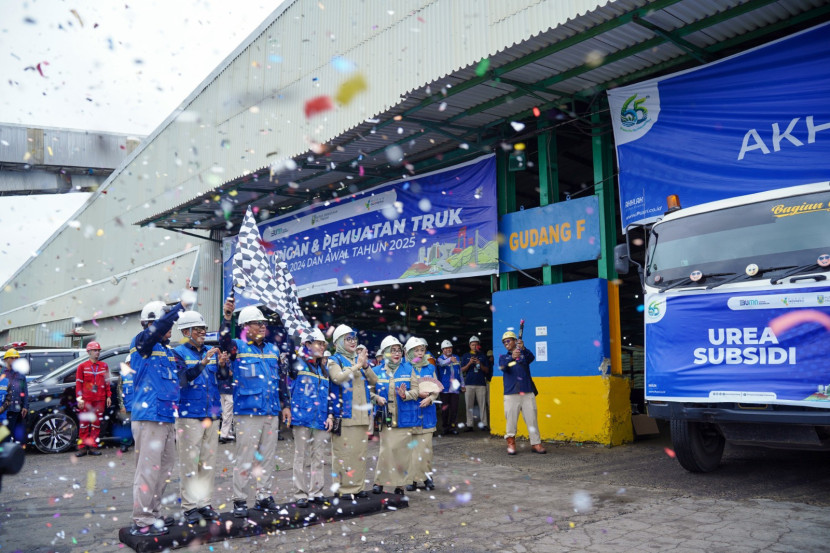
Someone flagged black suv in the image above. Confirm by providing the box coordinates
[25,345,130,454]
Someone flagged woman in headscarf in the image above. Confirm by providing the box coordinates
[405,337,439,491]
[371,336,420,495]
[327,324,377,499]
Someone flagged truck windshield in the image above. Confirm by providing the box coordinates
[646,189,830,287]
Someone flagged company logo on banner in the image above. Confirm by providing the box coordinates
[223,155,498,305]
[498,196,600,272]
[608,22,830,229]
[645,286,830,408]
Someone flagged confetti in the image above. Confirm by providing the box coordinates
[664,447,676,458]
[475,58,490,77]
[304,96,334,118]
[335,74,367,106]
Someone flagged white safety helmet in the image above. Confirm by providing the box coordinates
[332,324,355,343]
[177,311,206,330]
[238,306,266,326]
[404,336,424,353]
[379,335,402,352]
[303,328,327,344]
[356,344,367,352]
[440,340,453,349]
[140,301,168,323]
[469,335,480,344]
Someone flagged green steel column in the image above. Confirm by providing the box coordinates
[538,123,562,285]
[497,150,518,291]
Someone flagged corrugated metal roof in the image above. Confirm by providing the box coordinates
[135,0,830,230]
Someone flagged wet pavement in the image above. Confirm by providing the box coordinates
[2,427,829,552]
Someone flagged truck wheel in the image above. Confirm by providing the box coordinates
[670,419,725,473]
[33,412,78,454]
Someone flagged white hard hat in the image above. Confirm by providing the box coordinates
[332,324,355,343]
[323,351,331,357]
[469,335,481,343]
[379,335,402,352]
[356,344,367,352]
[141,301,168,323]
[404,336,424,353]
[177,311,206,330]
[303,328,327,344]
[440,340,453,349]
[238,306,266,326]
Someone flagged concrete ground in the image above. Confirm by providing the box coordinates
[1,426,829,553]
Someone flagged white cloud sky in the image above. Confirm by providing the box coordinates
[0,0,281,286]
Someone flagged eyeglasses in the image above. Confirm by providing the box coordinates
[502,339,515,344]
[344,335,358,343]
[389,347,403,354]
[190,327,207,333]
[247,321,267,327]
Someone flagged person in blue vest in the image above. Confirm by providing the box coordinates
[436,339,464,435]
[461,335,490,431]
[371,335,420,495]
[0,365,10,432]
[327,324,377,499]
[0,350,28,444]
[173,310,227,524]
[129,299,187,537]
[405,337,439,492]
[219,298,291,518]
[116,361,135,453]
[288,327,334,508]
[500,330,546,456]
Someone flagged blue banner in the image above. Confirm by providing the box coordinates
[498,196,600,272]
[645,286,830,408]
[608,22,830,229]
[223,155,497,305]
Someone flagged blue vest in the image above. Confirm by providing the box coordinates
[437,355,462,393]
[231,339,283,416]
[130,338,179,423]
[414,362,438,430]
[0,373,8,422]
[329,352,371,420]
[374,361,420,428]
[290,358,332,431]
[174,343,221,419]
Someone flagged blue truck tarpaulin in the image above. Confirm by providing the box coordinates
[644,286,830,408]
[608,22,830,229]
[223,155,498,305]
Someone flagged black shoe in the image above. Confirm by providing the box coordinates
[312,496,327,505]
[295,498,310,508]
[120,444,131,453]
[278,433,285,441]
[393,487,404,495]
[75,449,88,457]
[424,478,435,490]
[129,523,168,537]
[372,484,383,494]
[233,501,248,518]
[464,426,474,433]
[450,429,459,435]
[405,482,418,492]
[198,505,220,520]
[162,515,176,527]
[184,508,204,524]
[89,449,102,456]
[355,490,369,499]
[255,496,279,512]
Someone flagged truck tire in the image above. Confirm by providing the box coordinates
[670,419,725,473]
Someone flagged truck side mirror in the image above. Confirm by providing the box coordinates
[614,243,630,275]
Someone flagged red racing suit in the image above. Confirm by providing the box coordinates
[75,360,111,449]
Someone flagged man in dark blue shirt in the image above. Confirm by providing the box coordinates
[460,336,489,431]
[499,330,546,456]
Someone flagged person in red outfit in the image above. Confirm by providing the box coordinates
[75,342,112,456]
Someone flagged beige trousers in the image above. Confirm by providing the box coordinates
[131,420,176,527]
[465,385,488,426]
[408,428,433,483]
[504,393,541,445]
[331,424,369,494]
[232,415,281,502]
[175,418,217,511]
[219,394,234,439]
[374,426,414,488]
[292,425,330,500]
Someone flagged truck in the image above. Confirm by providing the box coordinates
[615,181,830,472]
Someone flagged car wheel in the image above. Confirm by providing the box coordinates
[32,412,78,454]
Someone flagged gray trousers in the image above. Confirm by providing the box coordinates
[219,394,234,439]
[292,425,330,500]
[232,415,281,502]
[465,385,488,426]
[175,418,217,511]
[131,420,176,527]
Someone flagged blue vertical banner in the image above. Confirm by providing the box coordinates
[608,22,830,229]
[223,155,498,306]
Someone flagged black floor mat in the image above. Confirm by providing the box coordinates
[118,493,408,552]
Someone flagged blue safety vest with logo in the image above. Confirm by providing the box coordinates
[0,372,8,422]
[374,361,420,428]
[230,339,285,416]
[290,358,333,431]
[437,355,463,393]
[129,339,179,424]
[414,360,438,430]
[174,343,221,419]
[329,352,371,420]
[122,338,138,412]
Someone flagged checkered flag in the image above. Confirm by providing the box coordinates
[232,206,312,343]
